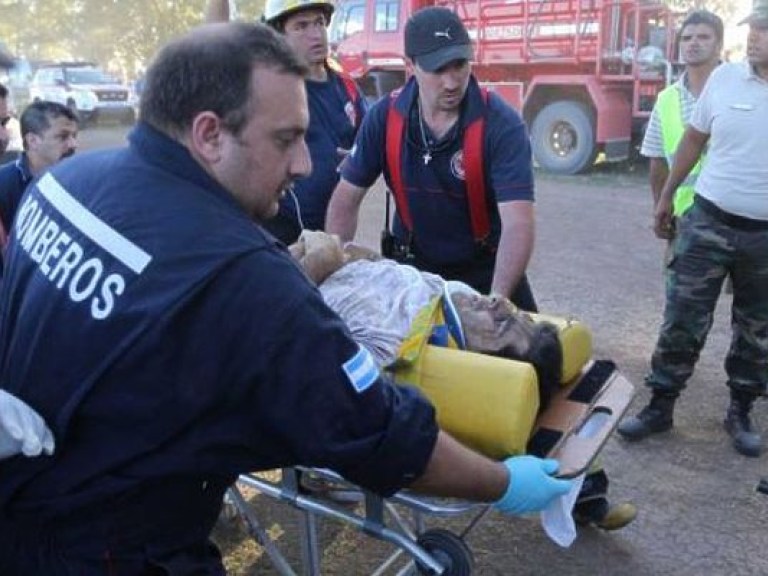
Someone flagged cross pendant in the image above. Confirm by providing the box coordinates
[423,151,432,165]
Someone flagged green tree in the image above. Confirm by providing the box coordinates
[667,0,742,25]
[1,0,268,78]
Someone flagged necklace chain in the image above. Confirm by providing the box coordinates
[417,99,433,166]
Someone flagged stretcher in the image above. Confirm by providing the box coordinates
[226,315,635,575]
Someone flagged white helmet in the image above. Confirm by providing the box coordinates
[262,0,335,28]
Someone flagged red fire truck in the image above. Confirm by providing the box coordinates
[329,0,680,174]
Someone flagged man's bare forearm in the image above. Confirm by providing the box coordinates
[408,431,508,502]
[491,201,534,297]
[325,180,367,243]
[648,157,669,207]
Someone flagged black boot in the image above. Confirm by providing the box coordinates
[724,391,762,457]
[617,392,676,441]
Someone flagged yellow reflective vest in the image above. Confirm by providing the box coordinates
[656,83,704,216]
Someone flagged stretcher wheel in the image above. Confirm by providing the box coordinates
[416,528,474,575]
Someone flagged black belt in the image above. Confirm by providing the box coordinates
[694,195,768,231]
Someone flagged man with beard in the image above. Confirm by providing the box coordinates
[0,100,78,255]
[207,0,368,245]
[327,5,636,531]
[326,6,537,311]
[0,23,571,574]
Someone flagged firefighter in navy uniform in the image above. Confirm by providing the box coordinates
[206,0,368,245]
[0,22,571,574]
[326,6,537,311]
[327,6,637,531]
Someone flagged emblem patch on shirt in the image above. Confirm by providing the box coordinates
[450,150,466,181]
[342,345,379,393]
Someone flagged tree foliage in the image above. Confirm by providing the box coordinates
[0,0,266,78]
[666,0,743,24]
[0,0,747,79]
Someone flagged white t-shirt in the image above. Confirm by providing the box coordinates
[690,62,768,220]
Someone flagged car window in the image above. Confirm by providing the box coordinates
[65,68,113,85]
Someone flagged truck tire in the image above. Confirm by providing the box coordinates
[531,101,597,174]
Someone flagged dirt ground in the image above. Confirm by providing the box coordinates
[79,129,768,576]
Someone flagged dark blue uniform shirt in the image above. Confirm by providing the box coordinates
[0,153,33,275]
[0,122,437,571]
[0,153,32,232]
[342,76,534,267]
[265,69,367,243]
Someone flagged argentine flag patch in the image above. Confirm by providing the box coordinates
[342,345,379,393]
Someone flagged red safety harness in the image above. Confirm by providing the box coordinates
[384,88,490,242]
[326,58,363,129]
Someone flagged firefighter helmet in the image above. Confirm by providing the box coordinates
[262,0,335,28]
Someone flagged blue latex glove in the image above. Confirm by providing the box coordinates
[494,456,574,515]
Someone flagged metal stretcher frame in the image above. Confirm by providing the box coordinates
[230,466,486,575]
[226,360,635,575]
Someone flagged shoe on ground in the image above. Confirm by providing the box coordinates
[724,404,762,458]
[574,502,637,531]
[617,396,675,441]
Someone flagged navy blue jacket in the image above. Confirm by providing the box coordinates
[0,153,32,232]
[266,68,367,242]
[0,122,437,570]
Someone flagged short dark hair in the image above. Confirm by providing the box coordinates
[20,101,78,146]
[0,82,8,99]
[140,22,307,138]
[680,10,724,44]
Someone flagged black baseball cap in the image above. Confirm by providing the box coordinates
[404,7,473,72]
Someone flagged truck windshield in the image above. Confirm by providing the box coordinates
[329,0,366,44]
[65,68,115,85]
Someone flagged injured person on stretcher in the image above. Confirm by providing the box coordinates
[289,231,637,531]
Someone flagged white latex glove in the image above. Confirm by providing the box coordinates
[0,390,55,459]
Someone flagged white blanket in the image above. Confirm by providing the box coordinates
[320,259,445,367]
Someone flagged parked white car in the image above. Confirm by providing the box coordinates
[29,62,135,125]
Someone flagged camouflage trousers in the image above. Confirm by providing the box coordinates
[647,196,768,397]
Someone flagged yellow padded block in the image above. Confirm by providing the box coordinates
[530,313,592,384]
[390,313,594,459]
[391,345,539,459]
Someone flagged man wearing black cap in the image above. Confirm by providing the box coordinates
[327,5,636,530]
[619,0,768,457]
[326,5,536,311]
